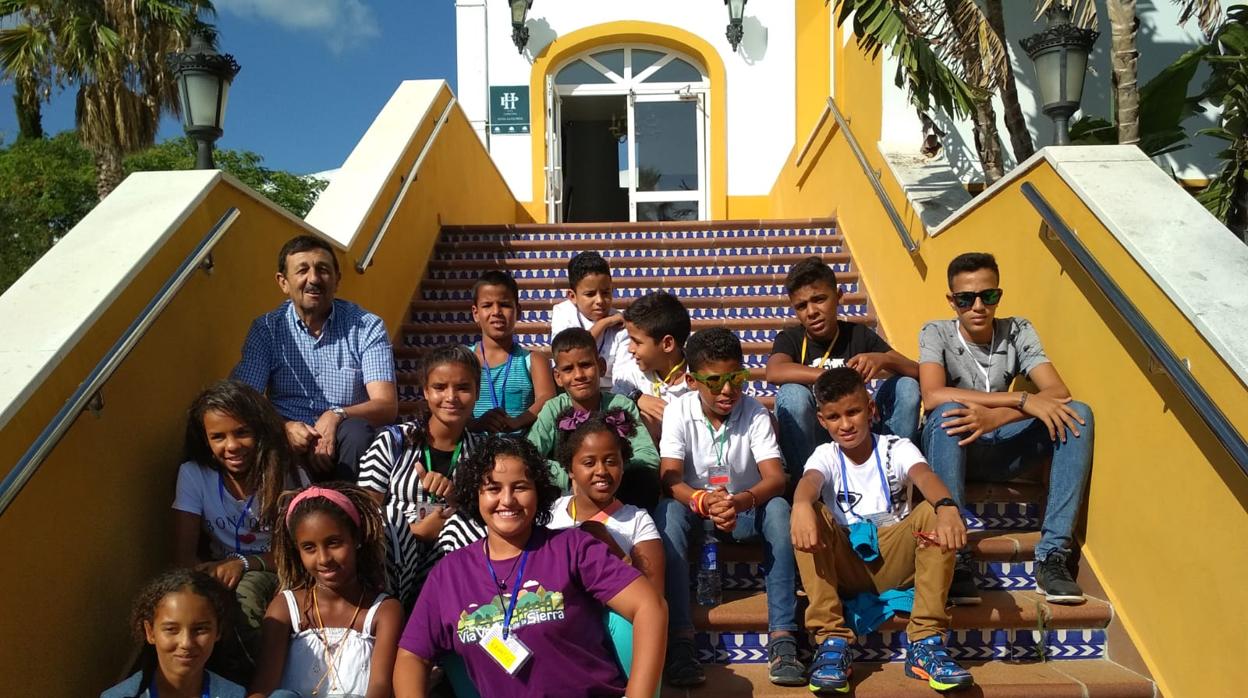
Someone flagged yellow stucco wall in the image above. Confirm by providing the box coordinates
[771,25,1248,697]
[526,21,729,222]
[0,86,519,695]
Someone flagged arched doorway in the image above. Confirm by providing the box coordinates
[547,45,710,223]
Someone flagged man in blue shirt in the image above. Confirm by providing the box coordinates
[232,235,397,480]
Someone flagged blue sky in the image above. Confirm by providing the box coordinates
[0,1,458,175]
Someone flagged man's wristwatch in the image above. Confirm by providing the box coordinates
[933,498,958,511]
[627,388,644,403]
[331,406,348,421]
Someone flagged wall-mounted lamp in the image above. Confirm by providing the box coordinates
[725,0,747,52]
[509,0,533,54]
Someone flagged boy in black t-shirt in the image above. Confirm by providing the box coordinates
[766,256,921,483]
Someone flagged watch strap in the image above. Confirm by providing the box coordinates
[933,497,958,511]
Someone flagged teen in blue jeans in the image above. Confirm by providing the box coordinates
[775,375,921,480]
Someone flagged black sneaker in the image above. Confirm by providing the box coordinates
[664,637,706,687]
[1035,551,1085,604]
[767,635,806,686]
[948,555,981,606]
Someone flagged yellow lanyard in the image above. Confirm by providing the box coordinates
[650,359,686,395]
[800,334,835,368]
[569,496,622,524]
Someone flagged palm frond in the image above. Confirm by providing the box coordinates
[1033,0,1098,30]
[1174,0,1223,40]
[901,0,1009,90]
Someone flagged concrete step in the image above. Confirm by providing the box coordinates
[661,659,1153,697]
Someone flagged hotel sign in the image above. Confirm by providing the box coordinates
[490,86,530,134]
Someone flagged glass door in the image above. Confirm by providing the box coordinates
[628,92,706,221]
[544,75,564,223]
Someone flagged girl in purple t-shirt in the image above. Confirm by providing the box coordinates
[394,437,666,697]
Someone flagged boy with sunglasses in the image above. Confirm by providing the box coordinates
[918,253,1093,607]
[654,328,803,688]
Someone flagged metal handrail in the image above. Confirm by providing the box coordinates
[1021,182,1248,476]
[826,98,918,254]
[0,207,242,517]
[795,100,832,167]
[355,96,458,274]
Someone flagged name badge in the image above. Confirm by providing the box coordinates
[865,511,900,528]
[480,623,532,675]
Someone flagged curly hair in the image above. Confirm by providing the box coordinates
[185,379,296,529]
[556,410,636,473]
[567,251,611,290]
[685,327,744,372]
[272,483,387,593]
[784,255,840,297]
[453,436,561,529]
[127,569,236,696]
[812,366,868,406]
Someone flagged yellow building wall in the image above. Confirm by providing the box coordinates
[770,26,1248,697]
[0,86,519,695]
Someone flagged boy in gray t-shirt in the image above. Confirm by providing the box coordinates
[918,252,1094,607]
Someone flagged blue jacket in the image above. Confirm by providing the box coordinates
[101,670,245,698]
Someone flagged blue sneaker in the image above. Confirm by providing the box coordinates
[807,636,853,694]
[904,635,974,692]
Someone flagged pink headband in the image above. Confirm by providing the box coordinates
[285,487,362,530]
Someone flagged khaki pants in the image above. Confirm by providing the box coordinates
[795,501,954,643]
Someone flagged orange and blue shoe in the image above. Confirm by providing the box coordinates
[904,636,974,692]
[807,636,853,694]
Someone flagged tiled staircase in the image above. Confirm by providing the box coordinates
[398,220,1155,696]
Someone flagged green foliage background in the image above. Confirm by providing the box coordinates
[0,133,326,293]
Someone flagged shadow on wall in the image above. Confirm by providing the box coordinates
[526,16,558,60]
[739,15,769,64]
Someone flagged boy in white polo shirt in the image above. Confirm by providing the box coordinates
[654,328,802,688]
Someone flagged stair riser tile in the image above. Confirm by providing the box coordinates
[695,561,1037,593]
[433,245,843,261]
[408,306,870,324]
[964,503,1042,531]
[425,263,853,281]
[440,227,839,243]
[419,283,861,301]
[396,381,779,401]
[693,629,1104,664]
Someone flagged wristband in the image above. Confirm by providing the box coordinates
[229,552,250,573]
[933,497,958,512]
[741,490,758,512]
[689,490,709,518]
[1017,392,1029,410]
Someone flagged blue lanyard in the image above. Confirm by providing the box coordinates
[483,541,531,639]
[576,312,609,354]
[835,436,891,523]
[478,343,516,411]
[218,474,256,554]
[149,673,210,698]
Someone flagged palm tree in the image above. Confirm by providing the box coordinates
[0,1,57,140]
[0,0,213,197]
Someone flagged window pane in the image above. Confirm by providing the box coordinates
[634,100,698,192]
[556,59,611,85]
[637,201,699,221]
[591,49,625,77]
[631,49,664,77]
[644,58,703,84]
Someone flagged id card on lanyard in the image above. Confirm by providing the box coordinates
[835,436,893,525]
[955,324,996,392]
[480,542,533,674]
[218,474,256,554]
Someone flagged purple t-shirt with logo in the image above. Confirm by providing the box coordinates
[400,526,641,697]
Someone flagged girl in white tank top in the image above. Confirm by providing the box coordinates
[249,485,403,697]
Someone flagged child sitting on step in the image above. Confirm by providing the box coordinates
[918,252,1093,607]
[467,269,556,435]
[654,328,804,688]
[549,251,630,388]
[791,367,972,694]
[768,256,922,485]
[527,327,660,507]
[611,291,693,443]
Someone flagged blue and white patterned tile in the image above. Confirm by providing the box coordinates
[976,561,1036,590]
[694,629,1018,665]
[440,227,838,244]
[1010,629,1106,661]
[963,502,1042,531]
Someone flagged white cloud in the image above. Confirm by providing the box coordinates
[215,0,380,53]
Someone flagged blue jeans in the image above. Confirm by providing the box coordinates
[655,496,799,634]
[921,401,1095,561]
[775,376,921,481]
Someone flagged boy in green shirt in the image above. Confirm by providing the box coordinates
[528,328,660,506]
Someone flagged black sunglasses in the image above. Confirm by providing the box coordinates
[950,288,1003,309]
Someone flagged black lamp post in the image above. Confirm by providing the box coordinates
[167,32,240,169]
[725,0,747,52]
[1020,7,1099,146]
[509,0,533,54]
